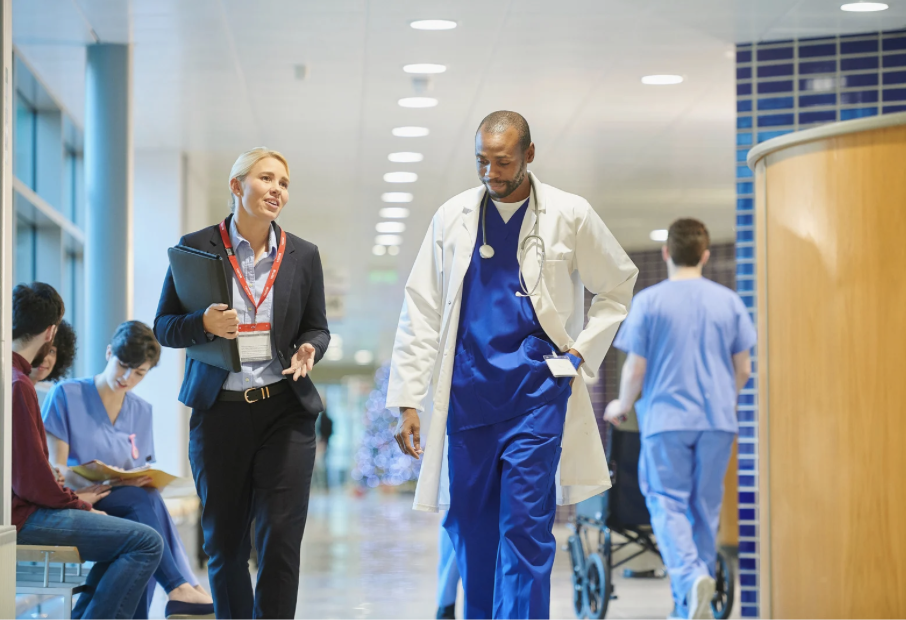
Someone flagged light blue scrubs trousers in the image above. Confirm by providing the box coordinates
[437,525,461,608]
[444,389,569,620]
[639,430,735,617]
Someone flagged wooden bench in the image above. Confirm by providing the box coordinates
[16,545,88,619]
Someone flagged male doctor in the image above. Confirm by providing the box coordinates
[388,111,638,619]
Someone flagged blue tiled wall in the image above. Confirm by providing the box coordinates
[735,28,906,618]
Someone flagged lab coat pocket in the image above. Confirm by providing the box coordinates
[543,259,573,319]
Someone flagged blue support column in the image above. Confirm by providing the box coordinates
[85,43,132,372]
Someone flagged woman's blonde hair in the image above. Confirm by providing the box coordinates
[228,147,290,211]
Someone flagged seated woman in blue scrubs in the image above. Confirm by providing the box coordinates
[42,320,215,619]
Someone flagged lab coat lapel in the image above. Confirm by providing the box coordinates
[440,190,482,335]
[521,173,573,351]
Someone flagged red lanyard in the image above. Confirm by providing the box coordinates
[219,219,286,324]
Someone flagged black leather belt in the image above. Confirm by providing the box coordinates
[218,381,290,404]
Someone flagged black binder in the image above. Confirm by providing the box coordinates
[166,245,241,373]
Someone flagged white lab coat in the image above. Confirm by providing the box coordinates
[386,172,639,512]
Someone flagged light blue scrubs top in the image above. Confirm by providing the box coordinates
[42,378,156,470]
[614,278,757,438]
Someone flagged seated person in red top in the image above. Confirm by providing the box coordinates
[11,282,163,620]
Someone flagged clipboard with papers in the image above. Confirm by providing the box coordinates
[166,245,241,372]
[71,460,179,490]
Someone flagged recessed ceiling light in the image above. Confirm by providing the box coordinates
[372,244,387,256]
[841,2,888,10]
[650,229,668,242]
[324,347,343,361]
[379,207,410,219]
[376,221,406,234]
[384,172,418,183]
[403,63,447,74]
[388,246,400,256]
[399,97,438,108]
[410,19,457,30]
[392,126,430,138]
[376,234,404,246]
[382,192,413,203]
[389,152,424,163]
[354,350,374,365]
[641,75,684,85]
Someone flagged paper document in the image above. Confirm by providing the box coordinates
[71,460,179,490]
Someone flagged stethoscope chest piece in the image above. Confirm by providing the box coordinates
[479,244,495,259]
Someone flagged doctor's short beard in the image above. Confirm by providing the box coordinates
[484,161,528,200]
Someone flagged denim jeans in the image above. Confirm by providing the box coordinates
[18,508,163,619]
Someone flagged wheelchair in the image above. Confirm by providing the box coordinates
[566,428,735,619]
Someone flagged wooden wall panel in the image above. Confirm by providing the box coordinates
[760,125,906,617]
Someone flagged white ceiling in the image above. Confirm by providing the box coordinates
[12,0,906,362]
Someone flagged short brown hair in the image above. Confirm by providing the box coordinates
[667,219,710,267]
[110,321,161,369]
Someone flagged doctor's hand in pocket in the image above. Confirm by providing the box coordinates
[282,343,316,381]
[394,408,422,460]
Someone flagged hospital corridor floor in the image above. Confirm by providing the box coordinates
[155,491,741,619]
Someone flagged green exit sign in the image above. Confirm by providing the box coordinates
[369,270,398,284]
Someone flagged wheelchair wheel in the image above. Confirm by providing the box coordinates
[568,534,587,618]
[583,553,611,619]
[711,550,735,620]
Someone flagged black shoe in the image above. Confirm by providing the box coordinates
[436,603,456,619]
[165,600,216,619]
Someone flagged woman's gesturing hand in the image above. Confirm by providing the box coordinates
[282,343,316,381]
[203,303,240,339]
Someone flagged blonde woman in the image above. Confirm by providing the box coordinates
[154,147,330,619]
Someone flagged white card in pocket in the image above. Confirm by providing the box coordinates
[544,355,578,378]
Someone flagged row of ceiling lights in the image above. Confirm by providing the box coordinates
[372,19,458,257]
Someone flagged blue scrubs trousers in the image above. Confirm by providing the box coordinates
[444,389,569,619]
[437,525,461,608]
[639,430,734,617]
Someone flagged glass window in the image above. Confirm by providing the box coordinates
[15,93,36,189]
[15,217,36,284]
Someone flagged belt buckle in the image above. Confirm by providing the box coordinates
[243,385,271,404]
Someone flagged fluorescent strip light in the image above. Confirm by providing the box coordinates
[399,97,438,108]
[382,192,413,203]
[384,172,418,183]
[379,207,410,219]
[649,229,668,242]
[410,19,457,30]
[841,2,888,10]
[376,221,406,234]
[641,75,684,85]
[403,64,447,74]
[392,126,429,137]
[389,152,424,163]
[375,234,404,246]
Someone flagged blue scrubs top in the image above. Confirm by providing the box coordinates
[449,198,570,434]
[42,378,156,470]
[613,278,757,438]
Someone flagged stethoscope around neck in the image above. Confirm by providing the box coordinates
[478,191,546,298]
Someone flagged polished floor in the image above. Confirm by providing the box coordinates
[148,489,740,619]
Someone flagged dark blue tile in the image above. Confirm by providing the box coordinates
[737,165,753,179]
[800,76,837,92]
[799,42,836,58]
[737,279,754,292]
[841,39,879,54]
[844,73,879,87]
[745,376,755,389]
[739,475,755,489]
[800,93,837,107]
[737,132,753,146]
[757,47,793,61]
[737,182,754,194]
[758,63,794,78]
[737,116,753,129]
[737,213,753,226]
[883,36,906,51]
[737,261,754,275]
[739,524,756,538]
[742,605,759,618]
[884,88,906,101]
[758,96,794,110]
[757,113,794,127]
[739,393,755,405]
[758,80,793,94]
[842,56,879,71]
[737,66,752,80]
[738,99,753,112]
[739,507,756,520]
[737,229,754,242]
[739,443,756,455]
[742,590,759,604]
[740,557,756,570]
[841,90,879,104]
[758,129,793,142]
[800,110,837,125]
[841,107,878,120]
[884,70,906,85]
[739,427,755,439]
[740,574,757,587]
[737,49,752,63]
[737,149,750,162]
[799,59,836,75]
[883,104,906,113]
[739,459,755,471]
[738,83,753,96]
[739,540,757,554]
[739,492,756,505]
[737,245,754,259]
[884,53,906,68]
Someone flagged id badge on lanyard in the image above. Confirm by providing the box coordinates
[219,220,286,364]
